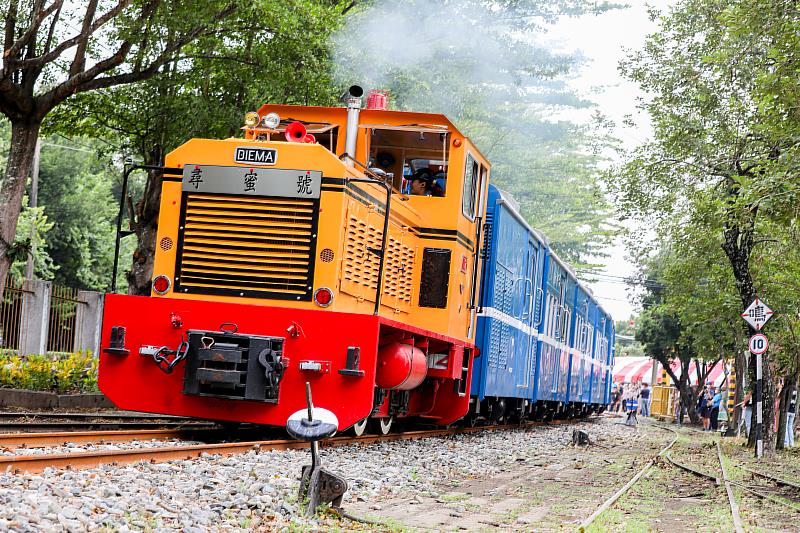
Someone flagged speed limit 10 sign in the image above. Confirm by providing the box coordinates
[749,333,769,355]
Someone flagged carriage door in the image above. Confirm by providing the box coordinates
[516,242,537,390]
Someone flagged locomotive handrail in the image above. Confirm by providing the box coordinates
[468,215,483,311]
[338,153,394,186]
[110,164,179,293]
[345,175,392,315]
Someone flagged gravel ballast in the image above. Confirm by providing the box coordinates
[0,416,647,531]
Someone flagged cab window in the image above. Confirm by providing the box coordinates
[463,154,479,219]
[367,127,449,194]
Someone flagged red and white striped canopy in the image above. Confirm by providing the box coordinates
[612,357,728,387]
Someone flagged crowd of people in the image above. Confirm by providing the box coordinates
[609,378,797,447]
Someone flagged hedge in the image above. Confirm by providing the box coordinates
[0,351,99,393]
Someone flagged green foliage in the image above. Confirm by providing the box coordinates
[49,0,346,164]
[334,0,620,265]
[10,198,56,280]
[35,139,118,290]
[611,0,800,436]
[1,117,116,289]
[0,352,99,393]
[614,318,644,358]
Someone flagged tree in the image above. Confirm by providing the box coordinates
[614,317,644,359]
[634,253,722,424]
[0,0,237,299]
[333,0,620,266]
[50,0,347,294]
[611,0,800,454]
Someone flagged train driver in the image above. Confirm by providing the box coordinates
[409,169,434,196]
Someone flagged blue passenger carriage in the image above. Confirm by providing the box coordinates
[470,185,545,421]
[469,184,614,422]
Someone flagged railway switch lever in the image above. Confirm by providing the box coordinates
[286,383,348,516]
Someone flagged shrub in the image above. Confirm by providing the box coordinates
[0,351,99,393]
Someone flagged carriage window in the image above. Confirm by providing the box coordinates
[462,154,479,220]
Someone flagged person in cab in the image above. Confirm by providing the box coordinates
[409,169,434,196]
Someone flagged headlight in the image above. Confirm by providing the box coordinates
[244,111,260,127]
[261,112,280,129]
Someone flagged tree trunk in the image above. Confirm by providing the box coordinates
[720,191,775,455]
[126,145,164,295]
[0,120,40,298]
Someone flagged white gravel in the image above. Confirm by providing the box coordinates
[0,417,636,531]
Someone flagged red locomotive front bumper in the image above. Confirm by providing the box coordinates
[99,294,380,430]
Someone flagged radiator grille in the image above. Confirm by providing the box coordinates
[342,214,381,292]
[340,208,415,312]
[175,194,318,300]
[383,236,415,308]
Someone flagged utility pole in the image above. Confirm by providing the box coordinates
[24,138,41,280]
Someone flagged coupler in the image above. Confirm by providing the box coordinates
[286,383,348,516]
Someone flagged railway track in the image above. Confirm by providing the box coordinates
[0,421,566,474]
[0,428,218,449]
[0,411,219,432]
[666,438,800,523]
[579,421,800,532]
[578,423,679,531]
[0,421,218,431]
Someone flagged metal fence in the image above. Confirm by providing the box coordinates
[0,275,102,356]
[47,284,81,353]
[0,277,29,354]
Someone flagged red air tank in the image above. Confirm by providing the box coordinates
[375,342,427,390]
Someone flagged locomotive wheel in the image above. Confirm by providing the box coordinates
[351,417,368,436]
[370,416,393,435]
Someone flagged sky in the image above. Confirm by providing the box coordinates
[544,1,673,321]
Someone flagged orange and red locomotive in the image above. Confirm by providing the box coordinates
[99,87,490,434]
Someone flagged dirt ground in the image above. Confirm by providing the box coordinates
[344,417,800,532]
[347,415,672,532]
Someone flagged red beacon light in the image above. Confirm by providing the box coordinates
[152,275,171,295]
[313,287,333,307]
[366,89,389,110]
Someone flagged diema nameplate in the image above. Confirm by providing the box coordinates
[234,146,277,165]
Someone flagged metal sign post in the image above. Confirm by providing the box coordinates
[755,351,763,458]
[742,297,773,460]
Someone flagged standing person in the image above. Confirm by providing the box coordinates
[786,388,797,448]
[610,384,621,412]
[640,382,652,417]
[710,386,721,431]
[736,391,753,437]
[673,389,683,425]
[698,385,711,431]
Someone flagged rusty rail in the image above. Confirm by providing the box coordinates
[0,428,196,448]
[578,424,679,532]
[0,421,565,474]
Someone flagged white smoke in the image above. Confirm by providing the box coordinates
[332,0,582,118]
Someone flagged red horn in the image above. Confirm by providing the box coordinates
[303,133,316,144]
[284,121,307,143]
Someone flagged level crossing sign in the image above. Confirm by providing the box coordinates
[748,333,768,355]
[741,297,773,331]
